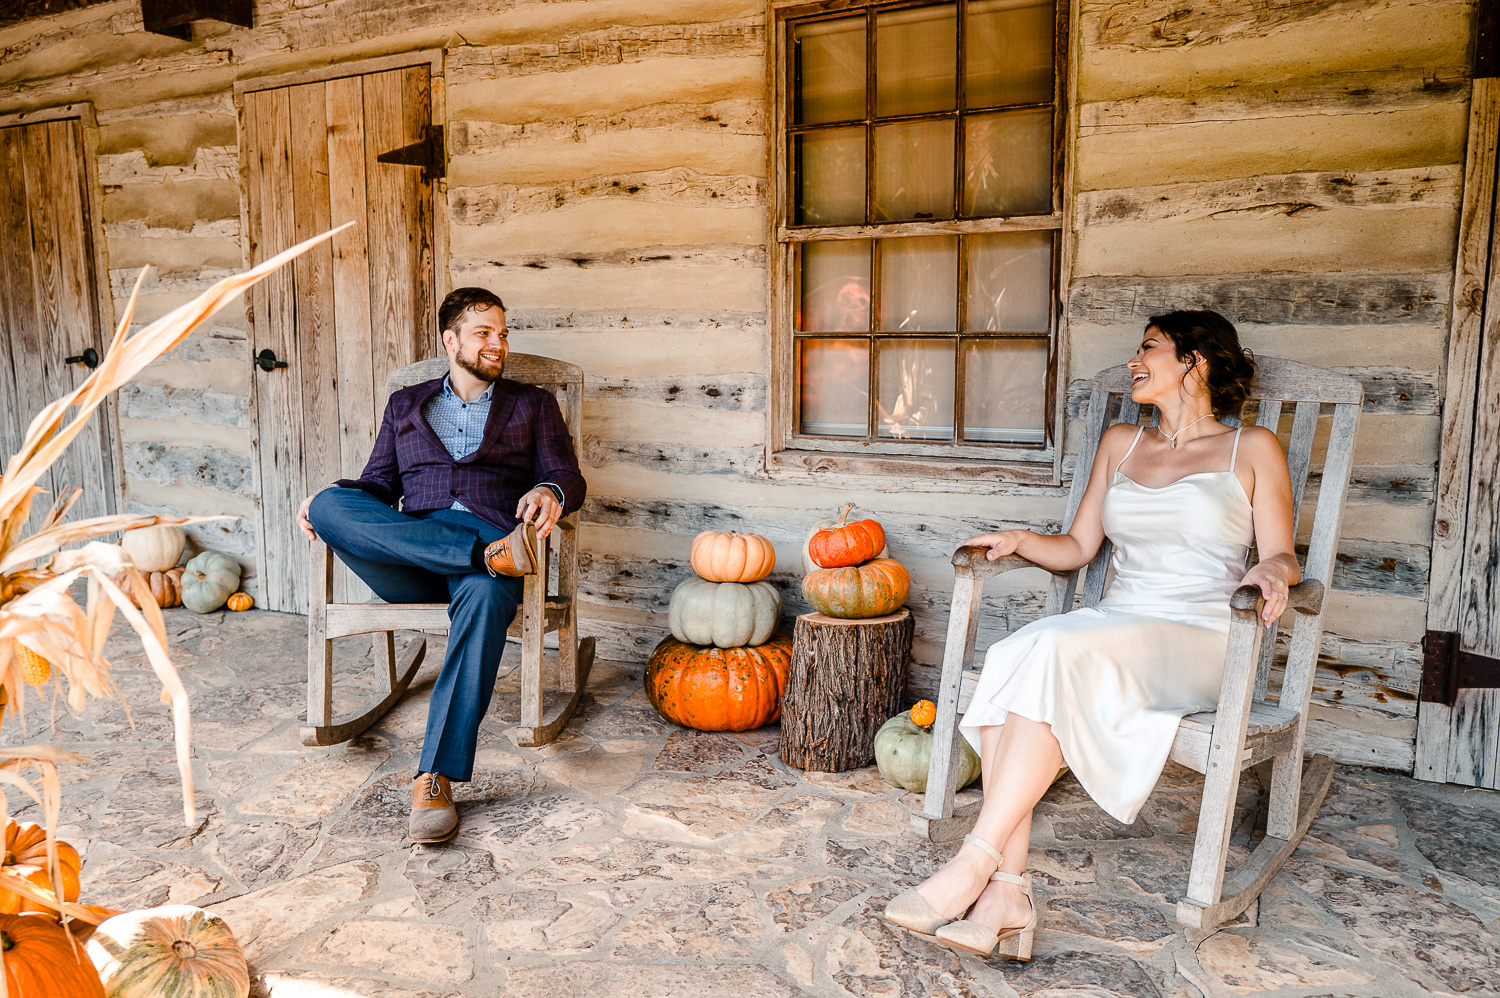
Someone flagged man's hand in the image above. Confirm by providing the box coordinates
[517,487,563,538]
[296,492,321,541]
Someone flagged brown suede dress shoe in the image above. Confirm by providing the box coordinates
[410,772,458,843]
[483,521,539,577]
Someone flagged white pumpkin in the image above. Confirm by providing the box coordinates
[87,904,249,998]
[120,525,186,573]
[801,514,888,575]
[668,576,781,649]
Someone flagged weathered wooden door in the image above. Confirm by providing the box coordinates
[1416,66,1500,787]
[240,61,437,613]
[0,113,119,527]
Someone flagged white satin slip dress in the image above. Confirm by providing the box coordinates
[958,426,1255,824]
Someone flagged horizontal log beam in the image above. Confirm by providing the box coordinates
[587,374,765,411]
[1067,272,1449,326]
[449,100,764,155]
[445,19,764,82]
[582,438,765,476]
[450,170,764,226]
[1066,368,1438,421]
[1084,0,1451,51]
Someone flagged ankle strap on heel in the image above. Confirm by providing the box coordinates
[962,833,1004,867]
[988,869,1026,886]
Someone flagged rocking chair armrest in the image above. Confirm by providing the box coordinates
[1228,579,1324,617]
[951,546,1066,582]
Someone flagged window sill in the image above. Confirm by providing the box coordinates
[766,446,1059,487]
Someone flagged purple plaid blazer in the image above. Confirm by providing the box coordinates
[334,376,586,531]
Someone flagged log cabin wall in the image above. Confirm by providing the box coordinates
[0,0,1478,771]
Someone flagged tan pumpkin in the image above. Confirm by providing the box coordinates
[1,912,106,997]
[689,530,776,583]
[0,820,82,917]
[119,525,185,573]
[802,558,910,619]
[88,905,249,998]
[645,632,793,731]
[225,592,253,612]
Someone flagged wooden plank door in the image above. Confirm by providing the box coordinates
[1416,65,1500,786]
[241,64,436,613]
[0,115,119,527]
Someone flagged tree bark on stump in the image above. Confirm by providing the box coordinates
[780,609,913,772]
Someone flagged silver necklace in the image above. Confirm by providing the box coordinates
[1157,412,1213,449]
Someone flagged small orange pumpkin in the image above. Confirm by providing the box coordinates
[802,558,910,619]
[1,820,82,917]
[909,700,937,728]
[808,503,887,569]
[1,912,106,997]
[645,632,793,731]
[689,530,776,583]
[225,592,253,612]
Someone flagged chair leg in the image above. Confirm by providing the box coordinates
[519,573,545,731]
[377,631,397,692]
[914,571,985,842]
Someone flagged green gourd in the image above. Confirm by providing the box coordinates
[872,712,981,793]
[667,577,780,649]
[180,552,242,614]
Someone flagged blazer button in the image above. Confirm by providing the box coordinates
[449,489,458,496]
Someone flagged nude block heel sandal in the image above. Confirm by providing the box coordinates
[883,833,1004,937]
[933,869,1038,961]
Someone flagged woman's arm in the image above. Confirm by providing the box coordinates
[963,423,1136,572]
[1237,426,1302,625]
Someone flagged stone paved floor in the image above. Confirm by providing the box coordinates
[6,608,1500,997]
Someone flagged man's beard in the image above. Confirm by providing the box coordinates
[456,348,503,382]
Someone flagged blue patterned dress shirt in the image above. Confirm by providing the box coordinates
[421,375,564,515]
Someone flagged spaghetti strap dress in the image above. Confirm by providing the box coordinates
[958,426,1255,824]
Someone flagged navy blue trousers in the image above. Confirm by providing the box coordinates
[307,487,523,782]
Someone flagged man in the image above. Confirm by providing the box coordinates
[297,287,585,843]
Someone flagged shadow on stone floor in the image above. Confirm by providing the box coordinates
[4,608,1499,997]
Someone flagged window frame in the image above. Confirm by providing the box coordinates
[766,0,1072,485]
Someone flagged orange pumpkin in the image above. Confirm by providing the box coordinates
[0,913,106,997]
[689,530,776,583]
[802,558,910,619]
[807,503,886,569]
[226,592,253,612]
[645,632,793,731]
[1,820,82,917]
[909,700,937,728]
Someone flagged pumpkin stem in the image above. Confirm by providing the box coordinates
[835,502,855,528]
[172,939,198,959]
[0,929,10,951]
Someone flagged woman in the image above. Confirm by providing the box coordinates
[885,310,1300,958]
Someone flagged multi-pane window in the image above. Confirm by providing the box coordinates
[780,0,1062,453]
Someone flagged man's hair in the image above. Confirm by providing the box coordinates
[439,287,506,336]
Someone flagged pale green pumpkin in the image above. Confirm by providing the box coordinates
[873,712,982,793]
[180,552,241,614]
[87,904,249,998]
[668,577,781,649]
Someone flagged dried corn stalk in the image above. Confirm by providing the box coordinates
[0,224,347,952]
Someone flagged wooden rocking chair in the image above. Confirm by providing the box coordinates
[303,353,595,749]
[917,356,1361,935]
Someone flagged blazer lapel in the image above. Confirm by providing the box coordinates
[464,377,517,464]
[406,378,448,453]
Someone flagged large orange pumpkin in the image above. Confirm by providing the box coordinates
[1,820,81,917]
[807,503,886,569]
[1,912,106,997]
[802,558,910,619]
[645,632,792,731]
[689,530,776,583]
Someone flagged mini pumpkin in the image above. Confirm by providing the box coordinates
[88,905,249,998]
[807,503,887,569]
[225,592,253,612]
[645,632,792,731]
[689,530,776,583]
[667,577,779,649]
[802,505,888,574]
[1,912,106,997]
[802,558,910,619]
[119,525,185,573]
[909,699,937,728]
[180,552,242,614]
[873,712,981,793]
[0,820,82,917]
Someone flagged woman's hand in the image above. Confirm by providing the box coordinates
[962,529,1031,561]
[1239,558,1298,627]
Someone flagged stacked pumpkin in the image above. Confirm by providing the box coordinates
[645,530,793,732]
[113,525,254,613]
[801,504,911,619]
[0,819,250,997]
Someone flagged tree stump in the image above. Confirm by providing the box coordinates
[780,609,913,772]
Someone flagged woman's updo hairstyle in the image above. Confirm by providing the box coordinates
[1146,309,1255,418]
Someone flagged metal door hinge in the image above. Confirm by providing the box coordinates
[376,124,444,183]
[1422,630,1500,706]
[142,0,252,40]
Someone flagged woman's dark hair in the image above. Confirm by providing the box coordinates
[439,286,506,336]
[1145,309,1255,417]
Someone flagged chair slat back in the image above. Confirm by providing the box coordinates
[387,353,585,440]
[1050,357,1363,624]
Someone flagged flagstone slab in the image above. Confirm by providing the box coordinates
[207,819,323,889]
[458,793,609,852]
[301,918,471,982]
[208,860,380,961]
[1196,932,1378,992]
[237,750,390,818]
[610,880,768,960]
[651,729,749,772]
[79,851,223,910]
[1391,788,1500,889]
[1044,895,1175,956]
[516,838,799,887]
[404,841,514,913]
[540,751,646,796]
[767,874,869,932]
[1004,950,1164,998]
[473,888,625,954]
[729,795,842,860]
[263,974,465,998]
[500,962,806,998]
